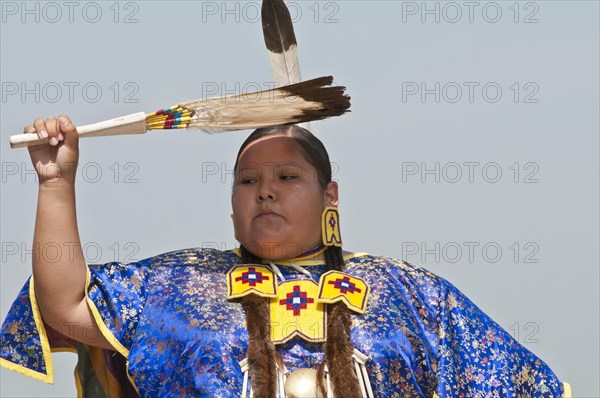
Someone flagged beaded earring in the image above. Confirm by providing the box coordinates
[321,207,342,247]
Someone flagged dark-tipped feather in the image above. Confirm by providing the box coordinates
[183,76,350,132]
[262,0,301,85]
[280,76,351,121]
[262,0,297,54]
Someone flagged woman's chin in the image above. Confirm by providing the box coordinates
[241,237,301,260]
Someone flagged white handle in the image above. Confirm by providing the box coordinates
[9,112,147,149]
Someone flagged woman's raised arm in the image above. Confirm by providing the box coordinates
[25,115,113,350]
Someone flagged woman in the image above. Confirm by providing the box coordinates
[1,115,569,397]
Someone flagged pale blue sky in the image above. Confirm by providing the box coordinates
[1,1,598,396]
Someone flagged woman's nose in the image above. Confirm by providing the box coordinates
[257,181,276,201]
[258,192,275,201]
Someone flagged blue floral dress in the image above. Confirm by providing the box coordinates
[0,248,570,397]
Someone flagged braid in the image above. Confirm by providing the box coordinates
[318,246,361,397]
[324,245,345,271]
[240,245,281,398]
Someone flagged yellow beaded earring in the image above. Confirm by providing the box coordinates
[321,206,342,247]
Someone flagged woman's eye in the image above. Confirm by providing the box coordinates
[241,179,256,184]
[280,175,298,180]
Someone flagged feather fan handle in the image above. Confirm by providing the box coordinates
[9,76,350,148]
[262,0,301,85]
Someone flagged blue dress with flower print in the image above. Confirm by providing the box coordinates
[0,248,569,397]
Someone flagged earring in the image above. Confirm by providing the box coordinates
[321,207,342,247]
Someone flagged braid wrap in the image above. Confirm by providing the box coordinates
[240,245,282,397]
[316,246,361,397]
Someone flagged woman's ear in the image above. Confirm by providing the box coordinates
[324,181,339,207]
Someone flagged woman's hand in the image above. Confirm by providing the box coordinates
[24,115,79,186]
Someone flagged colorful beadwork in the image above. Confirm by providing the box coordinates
[317,271,370,314]
[145,105,194,130]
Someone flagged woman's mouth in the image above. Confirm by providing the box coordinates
[256,212,278,218]
[255,210,282,221]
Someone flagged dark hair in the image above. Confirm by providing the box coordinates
[236,125,360,397]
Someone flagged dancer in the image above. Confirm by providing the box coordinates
[1,116,569,397]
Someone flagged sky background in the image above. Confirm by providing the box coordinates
[1,0,598,396]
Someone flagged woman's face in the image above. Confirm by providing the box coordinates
[231,135,338,260]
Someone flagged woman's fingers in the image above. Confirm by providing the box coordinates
[23,124,36,136]
[26,115,78,151]
[57,115,78,147]
[44,116,62,146]
[31,117,62,145]
[32,117,48,142]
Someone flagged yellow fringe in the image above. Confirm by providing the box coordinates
[563,381,572,398]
